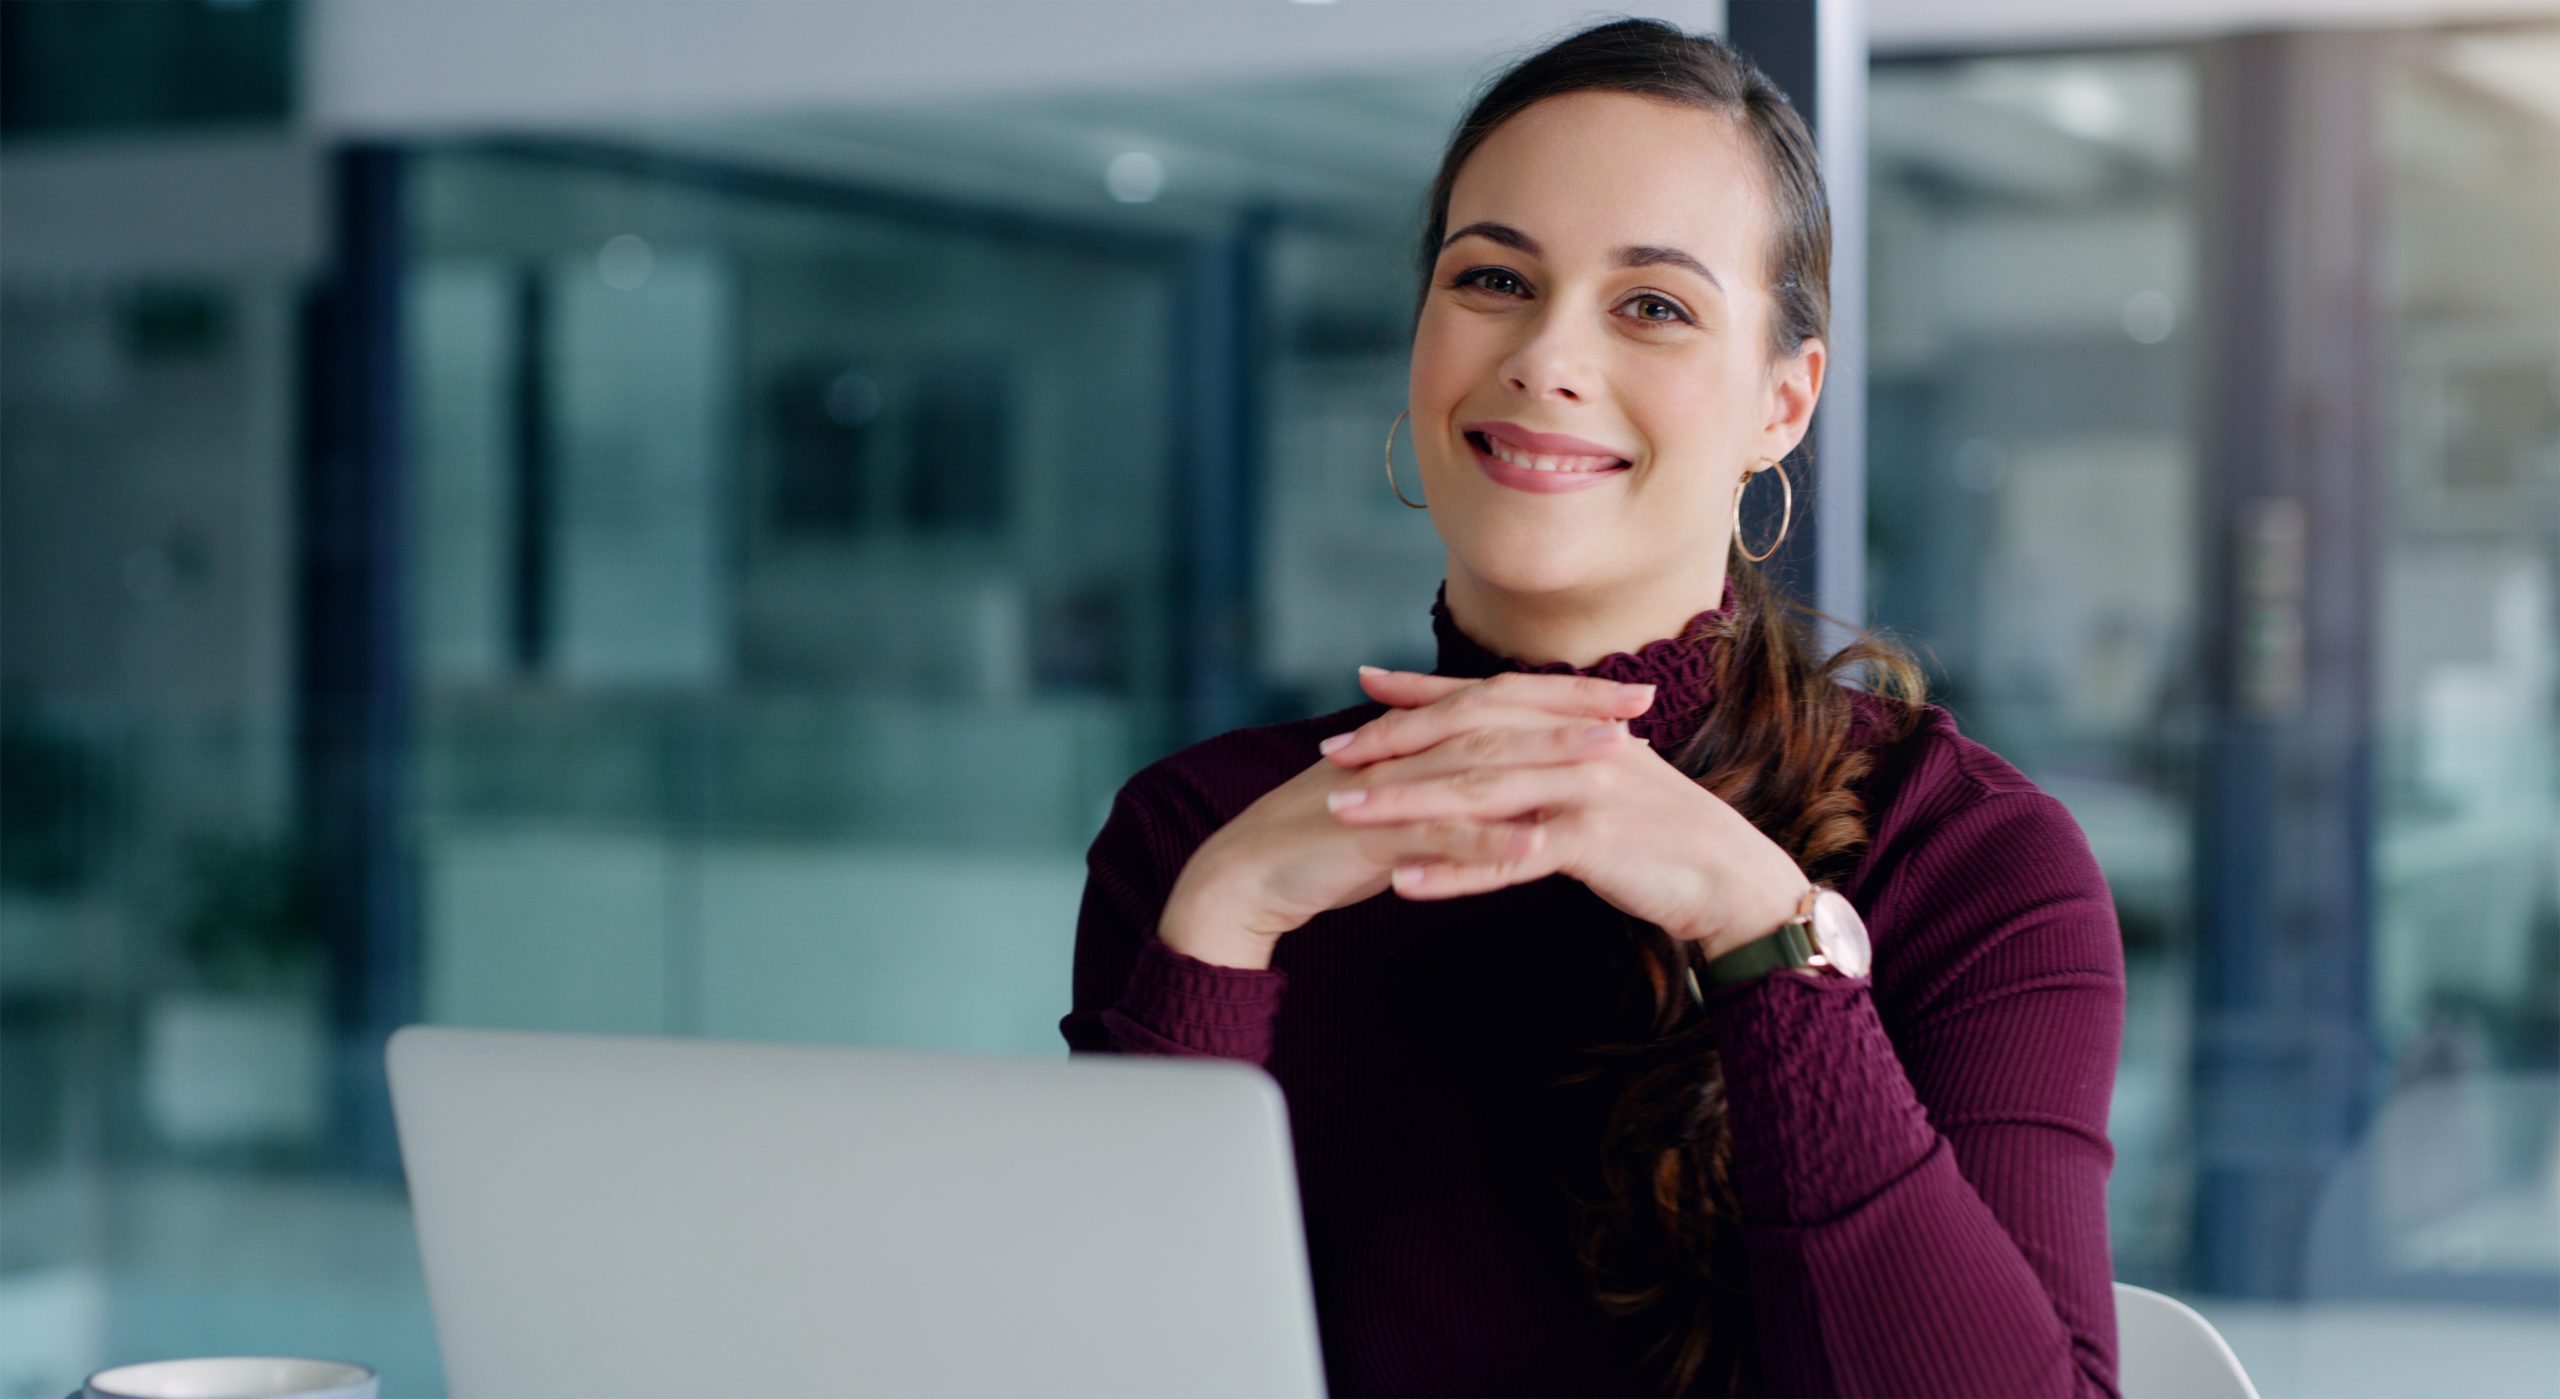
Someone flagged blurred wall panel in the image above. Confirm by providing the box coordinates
[545,251,732,686]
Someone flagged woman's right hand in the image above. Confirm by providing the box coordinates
[1156,670,1659,969]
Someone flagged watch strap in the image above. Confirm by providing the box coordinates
[1700,918,1821,988]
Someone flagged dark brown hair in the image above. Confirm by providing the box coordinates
[1414,18,1929,1395]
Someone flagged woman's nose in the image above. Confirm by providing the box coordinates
[1499,309,1595,402]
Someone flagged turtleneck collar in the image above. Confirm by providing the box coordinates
[1428,575,1739,749]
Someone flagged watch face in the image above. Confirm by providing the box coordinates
[1808,889,1871,978]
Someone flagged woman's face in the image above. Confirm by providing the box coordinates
[1409,90,1823,606]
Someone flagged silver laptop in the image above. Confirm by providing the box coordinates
[386,1025,1327,1398]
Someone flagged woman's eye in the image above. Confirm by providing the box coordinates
[1445,269,1688,325]
[1625,294,1692,325]
[1451,267,1528,298]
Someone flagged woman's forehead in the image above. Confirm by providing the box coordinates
[1445,91,1768,273]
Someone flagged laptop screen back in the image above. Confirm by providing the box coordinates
[387,1025,1326,1397]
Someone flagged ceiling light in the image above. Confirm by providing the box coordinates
[1105,151,1166,204]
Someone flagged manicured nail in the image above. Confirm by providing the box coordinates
[1393,864,1427,888]
[1358,664,1387,677]
[1620,682,1656,699]
[1582,722,1621,743]
[1326,788,1368,812]
[1319,733,1354,755]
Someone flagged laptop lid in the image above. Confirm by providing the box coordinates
[386,1025,1326,1398]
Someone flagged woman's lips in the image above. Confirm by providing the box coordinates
[1465,420,1630,458]
[1465,430,1630,495]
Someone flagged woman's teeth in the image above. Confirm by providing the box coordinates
[1480,435,1626,473]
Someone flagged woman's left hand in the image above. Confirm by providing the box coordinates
[1323,668,1811,960]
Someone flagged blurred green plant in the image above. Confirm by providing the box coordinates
[176,834,319,995]
[0,716,106,893]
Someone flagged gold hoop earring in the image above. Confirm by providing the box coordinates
[1383,409,1428,510]
[1735,458,1793,563]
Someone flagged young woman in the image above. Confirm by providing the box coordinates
[1062,19,2124,1398]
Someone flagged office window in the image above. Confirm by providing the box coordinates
[2360,23,2560,1287]
[1867,49,2204,1282]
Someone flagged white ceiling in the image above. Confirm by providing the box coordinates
[304,0,1719,137]
[1873,0,2560,49]
[305,0,2560,137]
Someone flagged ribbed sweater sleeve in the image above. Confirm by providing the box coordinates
[1059,772,1288,1065]
[1705,788,2126,1398]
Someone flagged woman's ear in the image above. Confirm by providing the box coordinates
[1758,336,1826,461]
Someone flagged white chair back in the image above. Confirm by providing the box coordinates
[2116,1282,2262,1399]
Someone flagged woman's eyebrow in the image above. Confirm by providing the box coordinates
[1441,221,1725,296]
[1617,244,1726,296]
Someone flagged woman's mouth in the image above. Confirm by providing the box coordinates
[1464,430,1631,495]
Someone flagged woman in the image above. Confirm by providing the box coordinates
[1061,18,2123,1399]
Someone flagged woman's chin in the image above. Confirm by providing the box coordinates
[1443,532,1627,600]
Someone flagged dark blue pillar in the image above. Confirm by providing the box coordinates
[301,143,417,1178]
[2190,32,2386,1298]
[1168,217,1269,744]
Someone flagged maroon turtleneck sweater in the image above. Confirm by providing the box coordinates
[1060,585,2125,1399]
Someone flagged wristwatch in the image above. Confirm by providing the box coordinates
[1683,885,1871,1002]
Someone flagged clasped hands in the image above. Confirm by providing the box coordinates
[1329,666,1812,957]
[1157,666,1811,972]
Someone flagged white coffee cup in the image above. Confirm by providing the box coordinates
[80,1357,378,1399]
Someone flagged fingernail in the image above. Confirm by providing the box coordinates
[1621,682,1656,699]
[1581,722,1621,743]
[1393,864,1427,887]
[1326,788,1367,812]
[1319,733,1354,755]
[1358,664,1387,677]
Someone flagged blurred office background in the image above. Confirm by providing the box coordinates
[2,1,2554,1395]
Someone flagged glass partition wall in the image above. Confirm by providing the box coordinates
[404,147,1185,1053]
[2360,22,2560,1292]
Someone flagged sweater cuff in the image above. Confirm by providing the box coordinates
[1106,936,1289,1065]
[1705,971,1938,1225]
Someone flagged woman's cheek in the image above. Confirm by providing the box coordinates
[1410,311,1494,400]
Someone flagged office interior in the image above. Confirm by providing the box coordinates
[1,1,2554,1395]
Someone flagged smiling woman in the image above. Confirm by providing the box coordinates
[1061,17,2125,1399]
